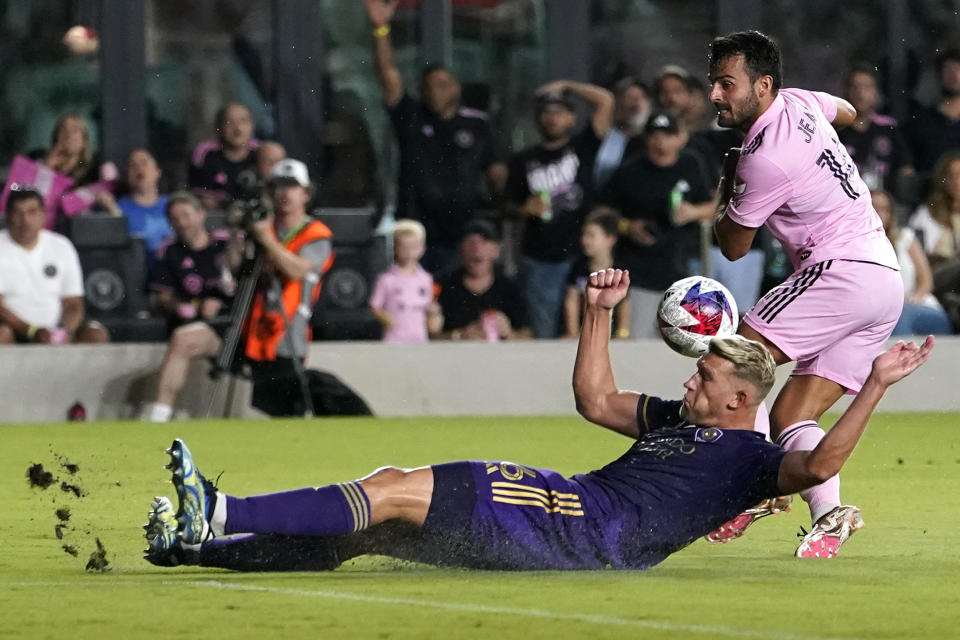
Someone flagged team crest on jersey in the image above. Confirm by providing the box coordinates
[799,250,811,261]
[44,264,57,278]
[695,427,723,443]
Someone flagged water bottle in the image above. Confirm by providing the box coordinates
[538,189,553,222]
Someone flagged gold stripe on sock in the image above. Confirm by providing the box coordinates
[343,481,369,531]
[337,483,362,532]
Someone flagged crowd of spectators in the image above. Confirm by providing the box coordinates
[3,6,960,356]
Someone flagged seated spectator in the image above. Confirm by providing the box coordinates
[562,208,631,339]
[909,151,960,267]
[98,148,172,257]
[594,77,651,187]
[433,219,532,341]
[0,187,107,344]
[150,191,237,333]
[504,80,613,338]
[255,141,287,181]
[873,189,953,335]
[369,219,442,343]
[839,63,913,192]
[906,48,960,173]
[600,112,715,338]
[189,102,259,211]
[29,113,116,186]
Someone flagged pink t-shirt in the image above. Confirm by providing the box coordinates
[369,264,434,343]
[727,88,899,272]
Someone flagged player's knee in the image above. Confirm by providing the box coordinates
[361,466,407,488]
[169,323,209,356]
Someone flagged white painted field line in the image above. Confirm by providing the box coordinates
[2,579,859,640]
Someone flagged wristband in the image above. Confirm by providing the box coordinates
[617,218,631,235]
[614,328,631,339]
[26,324,39,341]
[372,24,391,38]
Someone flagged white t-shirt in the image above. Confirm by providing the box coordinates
[0,229,84,327]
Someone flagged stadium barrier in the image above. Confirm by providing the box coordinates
[1,337,957,423]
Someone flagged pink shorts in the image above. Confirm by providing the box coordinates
[743,259,904,393]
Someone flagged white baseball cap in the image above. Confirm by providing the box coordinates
[270,158,310,187]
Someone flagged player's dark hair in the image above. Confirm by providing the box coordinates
[584,208,620,238]
[710,31,782,93]
[5,186,44,214]
[845,61,878,85]
[420,63,453,85]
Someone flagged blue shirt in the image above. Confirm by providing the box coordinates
[118,194,172,254]
[576,395,786,569]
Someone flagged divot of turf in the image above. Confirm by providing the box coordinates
[26,463,56,489]
[60,482,85,498]
[62,545,79,557]
[85,538,111,572]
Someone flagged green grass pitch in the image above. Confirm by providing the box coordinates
[2,413,959,639]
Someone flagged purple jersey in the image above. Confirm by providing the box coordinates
[421,395,786,571]
[727,88,898,272]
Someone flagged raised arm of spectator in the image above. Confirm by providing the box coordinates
[537,80,615,138]
[251,217,331,282]
[366,0,404,108]
[777,336,934,495]
[572,268,642,438]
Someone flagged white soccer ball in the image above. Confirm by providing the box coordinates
[657,276,739,358]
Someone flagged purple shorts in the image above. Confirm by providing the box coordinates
[744,260,903,392]
[423,461,633,570]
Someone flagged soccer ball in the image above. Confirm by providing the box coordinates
[657,276,739,357]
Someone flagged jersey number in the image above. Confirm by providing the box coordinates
[816,149,859,200]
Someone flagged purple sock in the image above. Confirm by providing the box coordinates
[224,482,371,536]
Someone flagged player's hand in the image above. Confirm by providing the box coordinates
[869,335,935,388]
[365,0,398,26]
[586,268,630,310]
[718,146,741,204]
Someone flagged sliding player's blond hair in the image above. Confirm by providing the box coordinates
[393,219,426,245]
[708,335,776,400]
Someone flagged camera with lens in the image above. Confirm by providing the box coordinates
[232,170,273,231]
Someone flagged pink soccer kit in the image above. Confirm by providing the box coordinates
[369,264,434,343]
[726,88,903,392]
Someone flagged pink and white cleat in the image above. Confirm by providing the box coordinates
[705,495,793,544]
[795,505,864,558]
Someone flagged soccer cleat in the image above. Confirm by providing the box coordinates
[795,504,864,558]
[704,495,793,544]
[166,438,218,545]
[143,496,183,566]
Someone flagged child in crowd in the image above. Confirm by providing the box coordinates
[562,208,631,338]
[369,219,443,343]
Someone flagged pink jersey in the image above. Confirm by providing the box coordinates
[369,264,434,343]
[727,88,899,272]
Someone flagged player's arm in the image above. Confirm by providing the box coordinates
[366,0,404,108]
[0,294,33,340]
[714,213,757,261]
[830,96,856,130]
[59,296,84,336]
[777,337,935,495]
[572,268,642,438]
[537,80,614,138]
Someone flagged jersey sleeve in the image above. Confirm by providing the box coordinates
[635,394,683,434]
[781,88,837,123]
[725,153,794,228]
[369,272,389,311]
[754,443,788,498]
[60,239,84,298]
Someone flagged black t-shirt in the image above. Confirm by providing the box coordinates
[151,235,234,305]
[505,128,603,262]
[839,114,912,191]
[187,143,257,207]
[905,103,960,173]
[601,150,712,290]
[437,268,529,332]
[388,94,500,249]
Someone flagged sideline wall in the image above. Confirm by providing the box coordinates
[0,338,957,423]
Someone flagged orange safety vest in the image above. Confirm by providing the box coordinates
[244,220,334,362]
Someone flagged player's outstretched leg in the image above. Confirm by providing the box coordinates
[794,505,864,558]
[704,495,792,544]
[167,438,220,544]
[143,496,200,566]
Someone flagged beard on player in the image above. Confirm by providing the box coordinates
[714,88,761,131]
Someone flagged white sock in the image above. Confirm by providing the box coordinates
[210,492,227,536]
[777,420,840,524]
[142,403,173,423]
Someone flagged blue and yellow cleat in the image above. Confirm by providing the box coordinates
[143,496,185,566]
[166,438,217,545]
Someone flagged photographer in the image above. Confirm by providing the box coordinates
[142,159,333,422]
